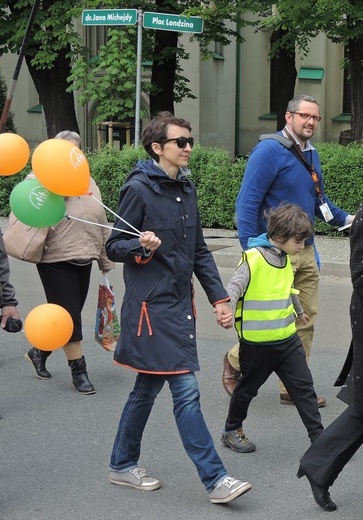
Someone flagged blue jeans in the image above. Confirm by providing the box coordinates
[110,372,227,492]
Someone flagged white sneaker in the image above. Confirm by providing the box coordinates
[109,468,161,491]
[208,476,251,504]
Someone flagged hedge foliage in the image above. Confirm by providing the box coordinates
[0,141,362,232]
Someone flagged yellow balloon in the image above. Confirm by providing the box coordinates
[31,138,90,196]
[0,133,30,176]
[24,303,74,351]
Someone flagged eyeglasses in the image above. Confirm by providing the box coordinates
[289,112,322,123]
[161,136,195,148]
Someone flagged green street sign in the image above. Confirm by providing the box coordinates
[143,12,204,34]
[82,9,138,26]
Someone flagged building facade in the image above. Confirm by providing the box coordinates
[1,17,350,157]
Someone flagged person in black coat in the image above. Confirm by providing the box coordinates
[297,202,363,512]
[106,111,251,505]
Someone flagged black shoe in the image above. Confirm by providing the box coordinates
[297,465,337,511]
[68,356,95,395]
[25,348,52,379]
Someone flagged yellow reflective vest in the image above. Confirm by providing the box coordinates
[235,248,297,343]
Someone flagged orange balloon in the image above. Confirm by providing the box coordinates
[31,138,90,196]
[0,133,30,176]
[24,303,74,351]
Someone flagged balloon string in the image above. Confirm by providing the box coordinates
[66,215,141,238]
[87,192,143,237]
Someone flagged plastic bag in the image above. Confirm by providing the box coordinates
[95,275,120,352]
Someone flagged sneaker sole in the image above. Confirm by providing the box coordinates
[109,476,161,491]
[221,437,256,453]
[24,353,51,380]
[209,482,252,504]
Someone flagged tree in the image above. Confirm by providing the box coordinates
[255,0,363,142]
[70,0,256,117]
[68,27,140,124]
[0,1,82,137]
[0,70,16,132]
[270,28,297,130]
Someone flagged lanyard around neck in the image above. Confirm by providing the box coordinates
[283,128,322,200]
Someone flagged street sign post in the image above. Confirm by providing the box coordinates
[82,9,137,26]
[143,12,204,34]
[81,9,204,146]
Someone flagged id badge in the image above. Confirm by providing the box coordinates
[319,202,334,222]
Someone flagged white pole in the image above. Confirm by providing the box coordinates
[134,8,143,147]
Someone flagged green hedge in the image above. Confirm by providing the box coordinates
[0,142,362,231]
[314,142,363,234]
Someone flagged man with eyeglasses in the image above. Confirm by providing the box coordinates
[106,111,252,504]
[222,95,354,421]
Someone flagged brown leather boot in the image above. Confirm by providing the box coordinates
[222,353,240,396]
[280,393,327,407]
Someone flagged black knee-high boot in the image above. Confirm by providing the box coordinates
[68,356,95,395]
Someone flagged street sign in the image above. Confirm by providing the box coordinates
[82,9,137,26]
[143,12,204,34]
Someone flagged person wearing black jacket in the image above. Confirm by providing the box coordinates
[297,203,363,512]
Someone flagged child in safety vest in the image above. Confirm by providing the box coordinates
[220,203,324,453]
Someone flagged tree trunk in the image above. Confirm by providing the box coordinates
[25,46,79,138]
[150,29,178,116]
[349,36,363,143]
[271,29,297,131]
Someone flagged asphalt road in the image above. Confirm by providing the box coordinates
[1,258,360,520]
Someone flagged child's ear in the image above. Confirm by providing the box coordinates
[272,235,285,245]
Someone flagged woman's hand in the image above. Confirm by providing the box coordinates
[139,231,161,251]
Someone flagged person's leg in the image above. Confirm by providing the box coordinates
[275,336,323,442]
[168,372,251,502]
[109,373,164,490]
[168,373,227,490]
[225,342,274,431]
[291,246,319,364]
[222,342,278,452]
[297,406,363,511]
[299,406,363,487]
[222,343,240,395]
[36,262,95,393]
[280,247,325,406]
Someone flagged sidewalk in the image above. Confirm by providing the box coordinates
[204,228,350,278]
[0,217,350,278]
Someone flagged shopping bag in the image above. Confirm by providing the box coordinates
[95,275,120,352]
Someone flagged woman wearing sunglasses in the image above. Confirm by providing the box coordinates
[105,111,251,504]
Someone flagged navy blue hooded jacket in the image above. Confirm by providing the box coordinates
[106,159,229,374]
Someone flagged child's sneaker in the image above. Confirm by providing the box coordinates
[221,427,256,453]
[109,467,161,491]
[208,476,252,504]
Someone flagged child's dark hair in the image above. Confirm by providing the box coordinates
[266,203,313,242]
[141,111,192,162]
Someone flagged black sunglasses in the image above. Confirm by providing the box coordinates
[161,136,194,149]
